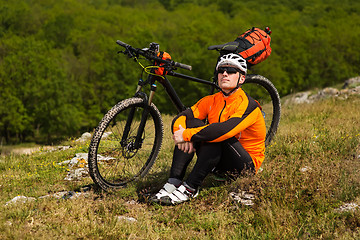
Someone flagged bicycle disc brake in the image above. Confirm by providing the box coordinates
[121,136,142,158]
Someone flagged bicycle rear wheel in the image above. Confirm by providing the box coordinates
[242,74,281,146]
[88,97,163,191]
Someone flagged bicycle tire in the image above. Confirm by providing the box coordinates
[242,74,281,146]
[88,97,163,191]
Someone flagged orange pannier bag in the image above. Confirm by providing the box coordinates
[155,51,171,75]
[235,27,272,66]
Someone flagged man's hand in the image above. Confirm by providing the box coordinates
[173,125,195,154]
[173,125,186,144]
[177,141,196,154]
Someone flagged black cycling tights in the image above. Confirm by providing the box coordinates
[169,118,255,190]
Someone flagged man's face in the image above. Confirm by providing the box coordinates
[217,65,245,94]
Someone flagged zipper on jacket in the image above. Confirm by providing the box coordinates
[218,100,226,122]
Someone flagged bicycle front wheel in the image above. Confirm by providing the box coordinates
[88,97,164,191]
[242,74,281,146]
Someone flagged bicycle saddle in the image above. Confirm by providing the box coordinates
[207,41,239,52]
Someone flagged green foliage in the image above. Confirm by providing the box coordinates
[0,0,359,143]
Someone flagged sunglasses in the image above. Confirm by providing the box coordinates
[217,67,240,74]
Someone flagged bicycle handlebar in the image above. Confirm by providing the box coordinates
[173,62,192,71]
[116,40,192,71]
[116,40,131,49]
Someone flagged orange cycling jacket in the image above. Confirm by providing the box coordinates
[172,88,266,171]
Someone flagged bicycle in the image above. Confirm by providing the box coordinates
[88,40,281,191]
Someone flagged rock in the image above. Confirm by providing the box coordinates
[97,155,116,162]
[116,215,137,223]
[76,132,92,142]
[38,191,69,199]
[5,196,36,206]
[300,166,312,173]
[58,153,88,167]
[125,200,138,205]
[5,187,92,206]
[343,76,360,88]
[64,168,89,181]
[59,153,90,181]
[351,86,360,94]
[319,87,339,97]
[293,91,312,104]
[39,187,91,200]
[284,76,360,105]
[8,190,91,205]
[229,191,255,206]
[334,202,359,213]
[61,191,83,200]
[102,132,112,139]
[60,152,116,181]
[58,160,71,166]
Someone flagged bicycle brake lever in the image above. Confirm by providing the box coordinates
[119,47,135,58]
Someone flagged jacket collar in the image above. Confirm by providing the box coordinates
[218,88,244,102]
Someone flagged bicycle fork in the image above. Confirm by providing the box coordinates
[121,79,157,151]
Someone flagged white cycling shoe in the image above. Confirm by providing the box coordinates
[150,182,199,205]
[149,182,177,203]
[159,183,199,205]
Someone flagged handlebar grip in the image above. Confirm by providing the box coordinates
[175,62,192,71]
[116,40,130,48]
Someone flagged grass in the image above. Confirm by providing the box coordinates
[0,142,40,156]
[0,95,360,239]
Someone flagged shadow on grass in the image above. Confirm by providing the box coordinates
[133,170,239,204]
[75,166,257,205]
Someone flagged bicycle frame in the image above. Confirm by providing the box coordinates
[161,71,220,112]
[121,67,220,150]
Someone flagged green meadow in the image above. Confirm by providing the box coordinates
[1,94,359,239]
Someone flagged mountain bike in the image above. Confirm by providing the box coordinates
[88,40,281,191]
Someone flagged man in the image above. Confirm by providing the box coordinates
[150,53,266,205]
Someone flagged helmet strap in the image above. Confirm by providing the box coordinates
[221,75,242,96]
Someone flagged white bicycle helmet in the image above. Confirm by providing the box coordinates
[216,53,247,74]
